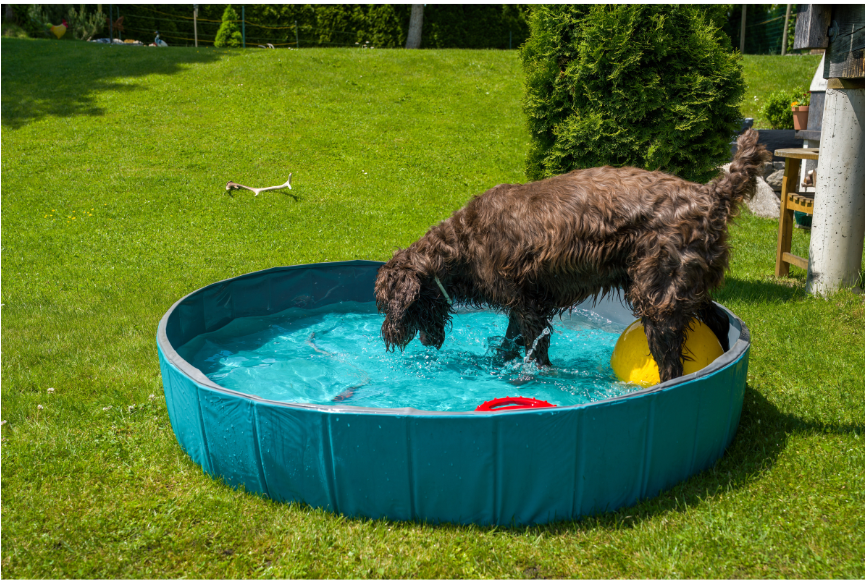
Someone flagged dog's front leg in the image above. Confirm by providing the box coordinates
[497,312,523,361]
[516,311,552,367]
[642,316,688,382]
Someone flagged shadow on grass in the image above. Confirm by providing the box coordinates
[714,274,810,305]
[528,384,863,536]
[1,37,222,129]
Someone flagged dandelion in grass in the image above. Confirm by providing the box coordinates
[47,387,55,394]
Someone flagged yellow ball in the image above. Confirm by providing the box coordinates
[610,319,724,387]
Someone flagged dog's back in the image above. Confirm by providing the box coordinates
[446,129,769,304]
[377,130,770,377]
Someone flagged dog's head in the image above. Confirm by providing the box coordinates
[375,256,452,351]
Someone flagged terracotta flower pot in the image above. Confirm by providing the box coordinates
[792,106,810,130]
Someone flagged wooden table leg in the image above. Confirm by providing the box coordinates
[775,158,801,277]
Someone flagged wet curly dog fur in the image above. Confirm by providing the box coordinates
[375,130,771,382]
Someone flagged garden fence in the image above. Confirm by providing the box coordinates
[106,4,529,50]
[732,4,799,56]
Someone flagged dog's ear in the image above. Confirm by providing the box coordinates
[376,265,421,351]
[375,265,421,320]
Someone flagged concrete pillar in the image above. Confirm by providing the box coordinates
[806,82,865,295]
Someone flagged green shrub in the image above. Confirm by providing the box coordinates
[760,89,809,129]
[20,4,101,40]
[214,5,242,48]
[23,4,50,38]
[1,20,29,38]
[520,5,745,184]
[67,5,104,41]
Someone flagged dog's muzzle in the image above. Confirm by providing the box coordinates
[418,331,443,348]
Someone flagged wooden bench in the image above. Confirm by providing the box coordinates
[774,148,820,277]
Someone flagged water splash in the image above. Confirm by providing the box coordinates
[524,327,551,363]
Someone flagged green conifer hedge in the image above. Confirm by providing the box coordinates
[520,5,745,184]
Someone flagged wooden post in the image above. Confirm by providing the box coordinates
[793,5,831,51]
[739,5,746,53]
[822,5,865,79]
[775,158,802,277]
[108,4,113,42]
[241,5,245,49]
[781,4,791,56]
[193,4,198,48]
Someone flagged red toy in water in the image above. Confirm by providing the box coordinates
[475,396,557,412]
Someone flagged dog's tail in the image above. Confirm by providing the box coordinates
[704,129,772,219]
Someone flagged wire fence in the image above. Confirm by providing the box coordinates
[98,4,529,50]
[736,5,798,55]
[102,5,801,54]
[106,5,400,48]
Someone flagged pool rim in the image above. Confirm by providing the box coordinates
[157,260,750,415]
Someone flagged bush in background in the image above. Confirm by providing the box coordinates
[521,5,745,184]
[761,89,809,129]
[18,4,103,40]
[214,5,243,48]
[66,5,104,41]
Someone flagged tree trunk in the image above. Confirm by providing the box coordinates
[405,4,423,49]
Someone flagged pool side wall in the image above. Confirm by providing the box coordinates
[157,261,748,526]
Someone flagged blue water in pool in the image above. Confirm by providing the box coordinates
[176,301,641,411]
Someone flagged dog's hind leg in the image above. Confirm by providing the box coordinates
[696,301,730,352]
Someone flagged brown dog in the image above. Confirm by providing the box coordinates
[375,130,770,382]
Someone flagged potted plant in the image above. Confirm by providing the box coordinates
[791,91,811,130]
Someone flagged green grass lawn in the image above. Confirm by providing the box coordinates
[2,38,863,578]
[740,54,823,128]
